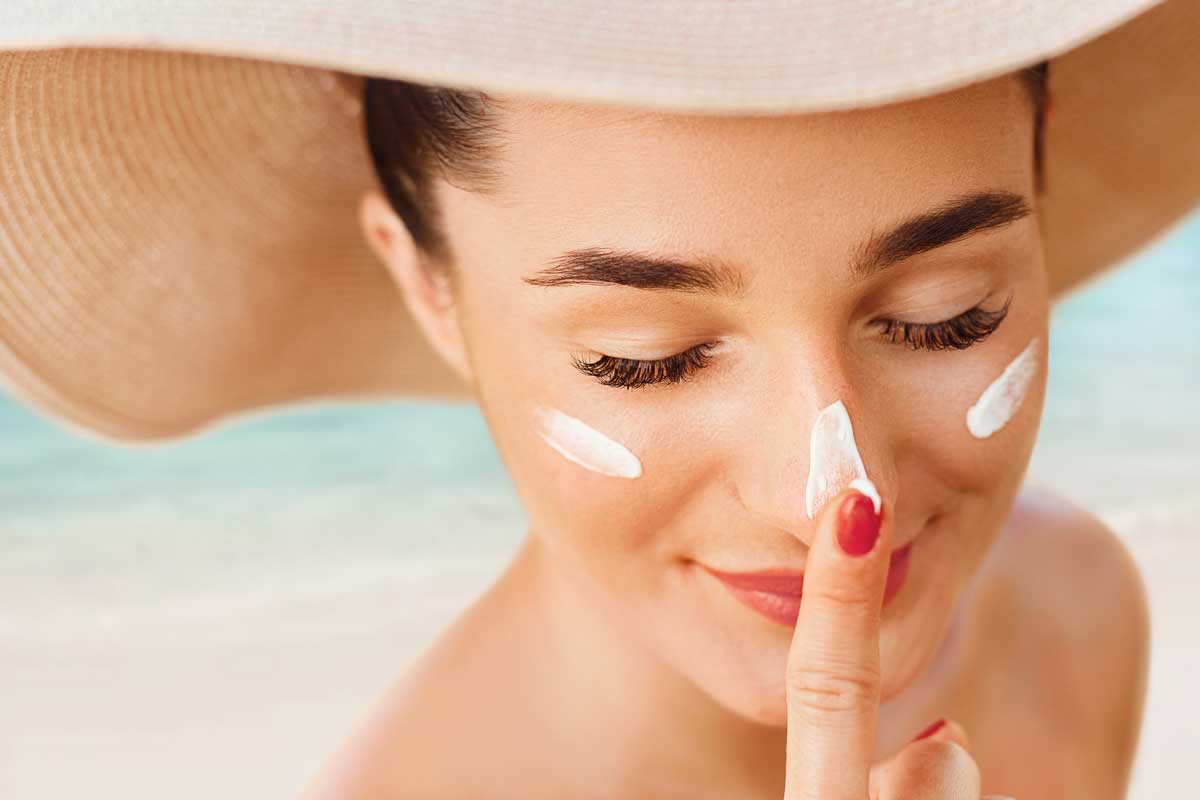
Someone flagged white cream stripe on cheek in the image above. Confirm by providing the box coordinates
[535,406,642,479]
[966,338,1039,439]
[805,399,881,520]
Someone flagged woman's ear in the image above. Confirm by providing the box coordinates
[358,189,474,386]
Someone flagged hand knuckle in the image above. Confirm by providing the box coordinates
[786,661,880,714]
[812,582,877,612]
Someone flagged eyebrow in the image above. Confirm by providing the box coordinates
[521,190,1032,295]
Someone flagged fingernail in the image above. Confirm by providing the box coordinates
[912,718,946,742]
[837,490,881,557]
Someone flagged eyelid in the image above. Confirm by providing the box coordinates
[869,271,998,323]
[874,289,995,326]
[878,292,1013,350]
[577,337,727,362]
[576,331,724,352]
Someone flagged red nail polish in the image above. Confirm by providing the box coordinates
[912,718,946,742]
[837,491,881,557]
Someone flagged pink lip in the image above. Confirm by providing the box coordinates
[701,543,913,627]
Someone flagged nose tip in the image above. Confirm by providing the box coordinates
[803,399,877,520]
[737,396,886,546]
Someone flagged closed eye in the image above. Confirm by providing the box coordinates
[573,292,1013,389]
[878,292,1012,351]
[571,342,717,389]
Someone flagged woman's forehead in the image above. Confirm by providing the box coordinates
[497,73,1026,147]
[441,74,1034,273]
[489,74,1032,209]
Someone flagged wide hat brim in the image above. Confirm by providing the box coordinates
[1,0,1197,442]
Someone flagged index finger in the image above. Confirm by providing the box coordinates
[783,482,892,800]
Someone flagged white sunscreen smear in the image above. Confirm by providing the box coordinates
[535,406,642,479]
[805,399,881,520]
[966,338,1039,439]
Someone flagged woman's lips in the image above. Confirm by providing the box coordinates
[702,543,913,627]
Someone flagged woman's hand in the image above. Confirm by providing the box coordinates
[782,487,999,800]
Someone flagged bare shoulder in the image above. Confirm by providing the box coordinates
[992,484,1149,651]
[301,565,553,800]
[299,635,477,800]
[970,484,1150,796]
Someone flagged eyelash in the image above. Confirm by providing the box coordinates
[879,293,1013,351]
[572,342,719,389]
[573,293,1013,389]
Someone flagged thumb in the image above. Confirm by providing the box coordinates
[869,718,977,800]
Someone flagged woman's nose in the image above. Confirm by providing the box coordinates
[804,398,881,520]
[732,369,892,546]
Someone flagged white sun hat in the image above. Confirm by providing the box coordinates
[1,0,1196,441]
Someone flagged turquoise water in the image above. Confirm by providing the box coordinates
[1027,212,1200,507]
[2,210,1198,634]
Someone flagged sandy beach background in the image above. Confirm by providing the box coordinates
[3,210,1198,798]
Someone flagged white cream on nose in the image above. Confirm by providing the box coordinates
[805,399,881,519]
[535,406,642,479]
[966,338,1039,439]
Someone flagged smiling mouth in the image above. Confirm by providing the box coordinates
[700,542,914,627]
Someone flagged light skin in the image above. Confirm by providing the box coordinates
[304,73,1149,799]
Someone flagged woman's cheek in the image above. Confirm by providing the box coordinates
[470,329,688,560]
[967,332,1047,456]
[964,337,1043,441]
[534,405,643,479]
[906,332,1047,500]
[510,401,669,551]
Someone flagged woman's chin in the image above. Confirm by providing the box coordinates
[878,533,966,702]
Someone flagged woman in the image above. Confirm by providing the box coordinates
[2,2,1193,798]
[301,67,1148,799]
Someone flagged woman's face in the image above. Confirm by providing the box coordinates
[387,73,1049,725]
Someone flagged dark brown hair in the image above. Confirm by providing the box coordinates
[364,61,1050,266]
[362,80,505,266]
[1020,61,1051,194]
